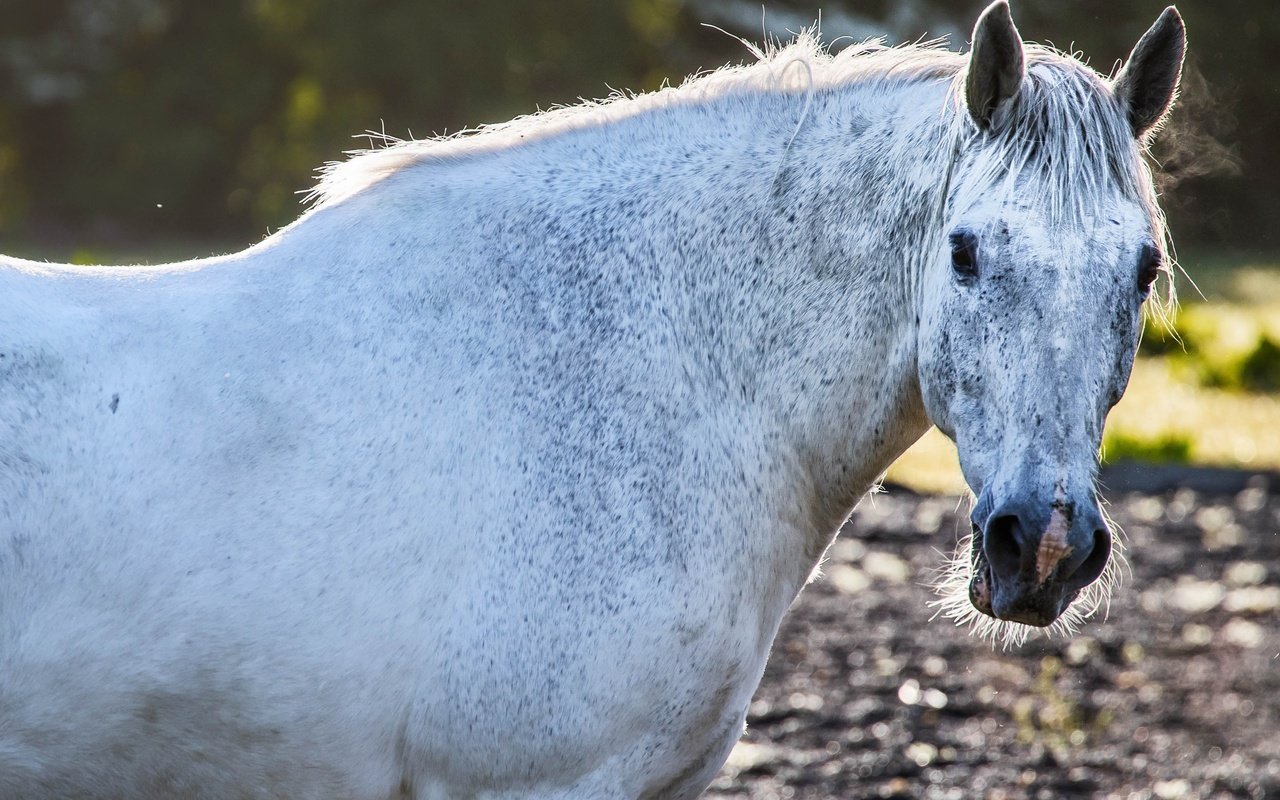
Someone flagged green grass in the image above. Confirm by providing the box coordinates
[1142,302,1280,393]
[1101,430,1193,465]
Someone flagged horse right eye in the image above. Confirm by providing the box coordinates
[950,230,979,280]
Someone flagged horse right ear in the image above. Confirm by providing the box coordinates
[1112,7,1186,138]
[964,1,1025,130]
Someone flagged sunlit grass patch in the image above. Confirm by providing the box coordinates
[1101,430,1193,465]
[1145,303,1280,392]
[1106,357,1280,467]
[883,427,966,495]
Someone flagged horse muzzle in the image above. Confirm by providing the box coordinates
[968,491,1112,627]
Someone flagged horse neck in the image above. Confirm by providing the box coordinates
[258,77,951,557]
[651,79,952,548]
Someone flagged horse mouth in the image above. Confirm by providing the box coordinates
[967,523,996,619]
[966,521,1085,627]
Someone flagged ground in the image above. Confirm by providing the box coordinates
[706,475,1280,799]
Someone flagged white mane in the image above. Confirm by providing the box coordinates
[306,35,961,208]
[307,35,1164,261]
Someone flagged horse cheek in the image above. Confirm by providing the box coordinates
[917,318,958,435]
[1106,298,1142,411]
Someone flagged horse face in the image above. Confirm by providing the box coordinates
[920,199,1155,629]
[917,2,1184,635]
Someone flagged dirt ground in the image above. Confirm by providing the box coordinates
[705,476,1280,800]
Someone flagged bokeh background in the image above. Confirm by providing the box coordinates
[0,1,1266,254]
[2,3,1277,798]
[1,0,1276,487]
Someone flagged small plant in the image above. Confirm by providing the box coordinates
[1136,300,1280,396]
[1184,333,1280,393]
[1011,656,1112,754]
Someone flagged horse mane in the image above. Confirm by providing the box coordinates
[305,35,963,209]
[307,33,1169,291]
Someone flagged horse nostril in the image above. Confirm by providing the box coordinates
[983,514,1024,581]
[1063,527,1112,591]
[979,502,1113,624]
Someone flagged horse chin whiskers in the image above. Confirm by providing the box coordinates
[928,524,1127,650]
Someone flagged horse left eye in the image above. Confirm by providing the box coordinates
[950,230,979,280]
[1138,243,1162,296]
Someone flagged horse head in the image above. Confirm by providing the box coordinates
[920,2,1185,637]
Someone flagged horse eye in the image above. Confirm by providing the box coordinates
[950,230,979,280]
[1138,243,1162,296]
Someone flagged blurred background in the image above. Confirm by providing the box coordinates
[3,5,1276,795]
[0,0,1275,485]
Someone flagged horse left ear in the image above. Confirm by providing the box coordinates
[1113,7,1186,138]
[964,1,1025,130]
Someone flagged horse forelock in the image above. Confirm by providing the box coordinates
[938,45,1176,310]
[954,51,1170,257]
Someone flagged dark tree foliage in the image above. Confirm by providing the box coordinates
[0,0,717,246]
[0,0,1266,253]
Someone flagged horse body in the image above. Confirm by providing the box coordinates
[0,4,1184,797]
[0,81,934,798]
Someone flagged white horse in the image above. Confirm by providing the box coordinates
[0,3,1184,798]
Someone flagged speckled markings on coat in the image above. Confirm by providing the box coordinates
[0,3,1185,797]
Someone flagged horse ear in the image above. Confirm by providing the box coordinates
[1113,7,1186,137]
[964,1,1025,130]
